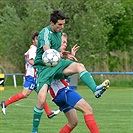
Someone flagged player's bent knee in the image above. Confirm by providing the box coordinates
[87,106,93,113]
[79,63,85,68]
[76,99,93,114]
[24,95,28,98]
[26,93,31,97]
[22,93,30,98]
[69,120,78,128]
[73,121,78,128]
[83,101,93,113]
[85,105,93,114]
[76,63,86,72]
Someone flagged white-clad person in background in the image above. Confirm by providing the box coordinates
[0,32,60,118]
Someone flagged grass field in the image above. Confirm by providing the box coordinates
[0,86,132,133]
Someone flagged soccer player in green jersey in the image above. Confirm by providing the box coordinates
[32,9,110,133]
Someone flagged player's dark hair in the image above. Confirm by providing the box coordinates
[50,9,66,24]
[32,32,39,40]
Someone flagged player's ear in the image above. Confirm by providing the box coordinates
[32,39,34,43]
[50,21,54,26]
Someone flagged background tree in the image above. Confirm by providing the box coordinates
[0,0,132,73]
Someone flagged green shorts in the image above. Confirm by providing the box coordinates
[36,59,73,91]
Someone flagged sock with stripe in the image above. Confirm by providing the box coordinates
[32,106,44,132]
[80,70,97,93]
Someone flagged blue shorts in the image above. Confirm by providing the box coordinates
[53,87,82,113]
[23,76,36,90]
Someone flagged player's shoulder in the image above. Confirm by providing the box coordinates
[40,26,50,33]
[30,44,36,49]
[39,26,52,40]
[28,45,36,54]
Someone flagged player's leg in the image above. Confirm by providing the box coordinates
[53,88,78,133]
[62,62,110,98]
[34,85,60,119]
[60,109,78,133]
[32,84,48,133]
[74,98,100,133]
[62,62,96,92]
[55,87,99,133]
[5,88,31,106]
[43,102,60,119]
[65,88,99,133]
[0,88,32,115]
[34,84,60,119]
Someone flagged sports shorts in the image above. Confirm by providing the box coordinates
[53,87,82,113]
[36,59,74,91]
[23,76,36,90]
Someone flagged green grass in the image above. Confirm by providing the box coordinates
[0,86,132,133]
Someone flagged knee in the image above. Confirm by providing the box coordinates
[78,99,93,114]
[22,93,29,98]
[78,63,85,69]
[38,97,45,104]
[24,95,28,98]
[70,119,78,128]
[84,105,93,114]
[76,63,85,72]
[73,121,78,128]
[88,106,93,113]
[38,95,46,106]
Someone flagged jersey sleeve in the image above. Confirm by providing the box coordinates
[39,27,51,48]
[28,45,36,60]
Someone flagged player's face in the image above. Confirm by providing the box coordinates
[32,36,38,45]
[60,35,67,51]
[52,20,65,32]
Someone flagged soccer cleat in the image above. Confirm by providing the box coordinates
[47,109,60,119]
[32,132,38,133]
[95,79,110,98]
[0,101,6,115]
[53,109,60,115]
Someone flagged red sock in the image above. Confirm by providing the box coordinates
[4,93,25,107]
[84,114,100,133]
[43,102,52,115]
[59,124,73,133]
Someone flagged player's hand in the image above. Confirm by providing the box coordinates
[62,51,70,55]
[71,44,80,56]
[66,54,78,62]
[59,51,70,58]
